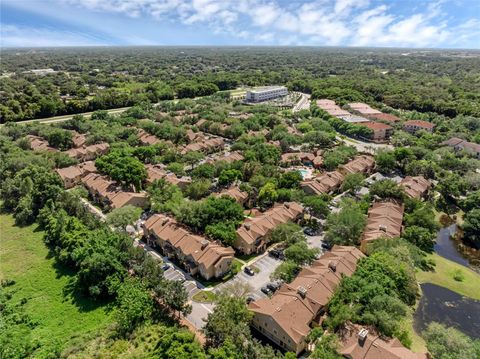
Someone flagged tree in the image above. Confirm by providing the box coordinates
[191,163,216,179]
[437,173,467,201]
[375,149,396,174]
[423,322,480,359]
[279,171,303,189]
[218,169,242,186]
[115,278,155,335]
[148,178,184,213]
[107,205,142,230]
[310,334,342,359]
[258,182,278,206]
[268,222,304,246]
[284,241,319,265]
[184,179,211,200]
[205,222,237,246]
[302,195,330,218]
[370,179,405,201]
[158,280,192,316]
[96,150,147,190]
[154,327,207,359]
[271,260,299,283]
[341,173,364,193]
[203,294,253,350]
[183,151,204,170]
[401,226,436,252]
[462,209,480,249]
[461,190,480,211]
[325,202,366,246]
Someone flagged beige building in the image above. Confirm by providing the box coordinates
[400,176,431,199]
[361,201,404,252]
[145,164,192,189]
[249,246,364,355]
[358,122,393,142]
[339,324,428,359]
[64,142,109,162]
[340,155,375,175]
[214,187,249,205]
[26,135,57,152]
[143,214,235,280]
[301,171,344,195]
[137,129,162,146]
[235,202,304,254]
[403,120,435,134]
[55,161,96,188]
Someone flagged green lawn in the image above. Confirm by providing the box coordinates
[192,290,217,303]
[0,214,114,357]
[416,253,480,300]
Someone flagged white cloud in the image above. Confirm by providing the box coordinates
[9,0,480,48]
[0,24,107,47]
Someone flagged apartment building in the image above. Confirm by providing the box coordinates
[403,120,435,134]
[280,152,315,166]
[400,176,431,199]
[442,137,480,159]
[55,161,96,189]
[64,142,110,162]
[361,201,404,252]
[316,99,351,117]
[145,164,192,189]
[339,324,428,359]
[142,214,235,280]
[340,155,375,175]
[26,135,57,152]
[234,202,304,254]
[358,122,393,142]
[301,171,344,195]
[249,246,364,355]
[214,186,249,205]
[137,129,162,146]
[246,86,288,102]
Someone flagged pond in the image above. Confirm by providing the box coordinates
[414,283,480,339]
[434,224,480,273]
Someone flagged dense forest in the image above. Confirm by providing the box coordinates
[1,47,480,122]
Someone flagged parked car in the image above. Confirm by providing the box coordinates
[244,266,255,276]
[269,249,285,260]
[260,286,271,295]
[246,295,256,304]
[321,241,333,250]
[303,227,317,236]
[266,282,281,292]
[161,263,171,271]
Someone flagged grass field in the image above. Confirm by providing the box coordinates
[417,253,480,300]
[0,214,114,357]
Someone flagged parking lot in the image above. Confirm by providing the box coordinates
[214,254,283,301]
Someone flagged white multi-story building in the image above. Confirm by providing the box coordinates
[245,86,288,102]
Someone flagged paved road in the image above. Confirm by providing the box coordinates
[293,93,311,113]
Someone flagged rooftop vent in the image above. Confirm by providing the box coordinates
[328,260,337,272]
[358,328,369,341]
[200,240,209,250]
[297,286,307,298]
[284,203,290,209]
[244,223,251,230]
[162,218,169,225]
[379,224,387,232]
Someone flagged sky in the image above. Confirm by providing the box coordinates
[1,0,480,48]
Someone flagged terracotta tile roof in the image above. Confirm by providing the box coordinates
[71,132,87,148]
[181,135,224,154]
[400,176,431,199]
[358,121,393,131]
[55,161,96,186]
[106,191,148,209]
[207,151,245,164]
[347,102,382,115]
[137,129,162,146]
[236,202,304,245]
[403,120,435,129]
[281,152,315,164]
[316,99,351,116]
[145,164,191,188]
[26,135,57,152]
[442,137,465,146]
[82,173,116,197]
[249,246,364,349]
[339,323,428,359]
[215,187,249,204]
[301,171,344,195]
[142,214,234,276]
[64,142,109,160]
[362,201,404,249]
[341,155,375,175]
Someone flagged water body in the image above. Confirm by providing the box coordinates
[434,225,470,267]
[414,283,480,339]
[434,224,480,272]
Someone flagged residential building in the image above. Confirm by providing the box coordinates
[181,135,224,154]
[337,115,370,123]
[215,187,249,205]
[145,164,192,189]
[403,120,435,134]
[246,86,288,102]
[55,161,96,188]
[358,122,393,142]
[316,99,351,117]
[361,201,404,252]
[280,152,315,166]
[442,137,480,159]
[249,246,364,355]
[71,132,87,148]
[206,151,245,164]
[400,176,431,199]
[64,142,109,162]
[81,173,148,210]
[347,102,382,116]
[301,171,344,195]
[367,112,400,123]
[235,202,304,254]
[137,129,162,146]
[339,324,428,359]
[26,135,56,152]
[142,214,235,280]
[341,155,375,175]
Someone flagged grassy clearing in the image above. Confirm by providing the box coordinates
[192,290,217,303]
[402,308,427,353]
[0,214,114,356]
[416,253,480,300]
